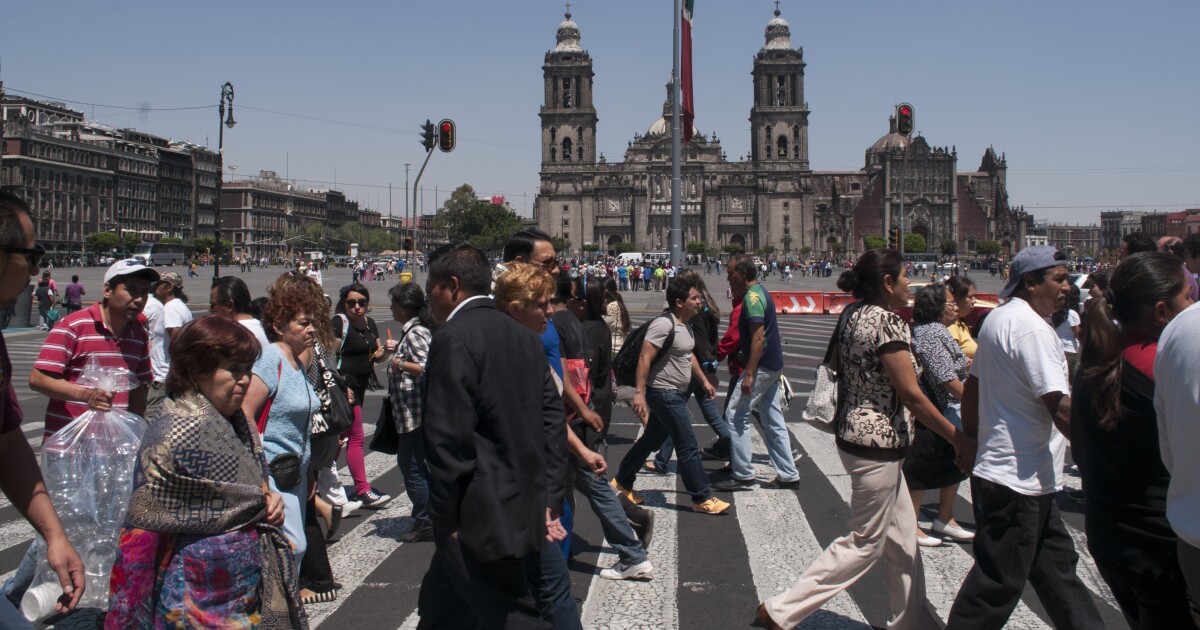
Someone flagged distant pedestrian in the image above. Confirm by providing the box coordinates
[62,275,84,315]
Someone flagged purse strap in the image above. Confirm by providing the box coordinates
[256,359,284,434]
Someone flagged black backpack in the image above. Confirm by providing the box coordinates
[612,312,675,387]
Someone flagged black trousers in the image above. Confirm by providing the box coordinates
[1094,555,1198,630]
[299,497,336,592]
[417,537,550,630]
[946,477,1103,630]
[1179,540,1200,625]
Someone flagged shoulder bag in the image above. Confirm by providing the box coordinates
[801,302,858,425]
[257,359,306,491]
[369,321,414,456]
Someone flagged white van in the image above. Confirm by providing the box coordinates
[616,252,644,265]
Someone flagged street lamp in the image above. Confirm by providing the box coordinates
[403,162,411,261]
[213,81,236,281]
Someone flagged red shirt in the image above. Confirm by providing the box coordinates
[0,334,24,435]
[717,295,745,378]
[34,302,152,435]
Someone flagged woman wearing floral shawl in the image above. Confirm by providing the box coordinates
[106,315,307,629]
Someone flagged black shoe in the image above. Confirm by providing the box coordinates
[399,520,435,543]
[1066,489,1086,503]
[357,488,393,509]
[760,477,800,490]
[627,507,655,548]
[701,446,730,461]
[713,478,757,492]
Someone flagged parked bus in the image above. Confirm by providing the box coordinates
[132,243,193,266]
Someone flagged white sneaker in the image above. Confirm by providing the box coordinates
[339,499,363,518]
[600,560,654,581]
[917,531,944,547]
[932,519,975,542]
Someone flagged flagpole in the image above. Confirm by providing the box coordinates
[670,0,683,267]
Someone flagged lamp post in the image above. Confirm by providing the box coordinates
[403,162,411,261]
[213,82,236,281]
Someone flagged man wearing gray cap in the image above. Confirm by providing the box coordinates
[947,246,1102,628]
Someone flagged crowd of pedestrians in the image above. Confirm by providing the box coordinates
[2,182,1200,628]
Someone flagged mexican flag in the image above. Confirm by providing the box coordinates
[681,0,695,144]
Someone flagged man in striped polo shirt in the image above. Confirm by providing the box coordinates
[3,258,157,608]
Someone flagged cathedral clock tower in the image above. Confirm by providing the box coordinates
[749,5,809,169]
[540,8,598,167]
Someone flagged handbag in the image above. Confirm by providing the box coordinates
[369,397,400,455]
[257,359,306,491]
[311,342,353,438]
[801,303,858,424]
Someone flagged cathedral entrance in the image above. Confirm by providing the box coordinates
[607,234,623,255]
[911,225,929,251]
[729,233,746,253]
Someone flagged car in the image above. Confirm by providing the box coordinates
[1069,273,1090,311]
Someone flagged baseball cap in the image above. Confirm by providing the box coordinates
[158,271,184,287]
[103,259,161,286]
[998,245,1066,299]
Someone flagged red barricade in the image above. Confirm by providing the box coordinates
[976,292,999,303]
[770,291,824,315]
[823,293,857,314]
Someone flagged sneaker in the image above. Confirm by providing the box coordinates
[627,508,655,548]
[399,519,435,543]
[692,497,732,515]
[713,478,757,492]
[357,488,393,509]
[931,519,975,542]
[760,477,800,490]
[600,559,653,581]
[611,478,643,505]
[701,445,730,461]
[339,499,363,517]
[792,449,803,463]
[917,531,944,547]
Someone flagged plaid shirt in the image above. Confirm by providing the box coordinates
[388,318,432,434]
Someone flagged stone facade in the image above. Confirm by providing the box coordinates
[534,9,1026,258]
[1044,223,1100,260]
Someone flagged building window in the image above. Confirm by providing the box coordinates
[777,136,788,158]
[563,205,569,214]
[562,138,573,161]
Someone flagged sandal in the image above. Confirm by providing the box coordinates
[642,460,668,475]
[300,588,338,605]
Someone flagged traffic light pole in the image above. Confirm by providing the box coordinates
[410,147,434,269]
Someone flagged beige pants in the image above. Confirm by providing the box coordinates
[762,450,926,630]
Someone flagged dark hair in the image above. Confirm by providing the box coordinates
[665,276,695,310]
[212,276,254,315]
[249,296,268,319]
[1083,270,1109,292]
[946,276,975,301]
[337,282,371,313]
[0,189,31,248]
[730,255,757,282]
[554,275,577,305]
[676,268,719,320]
[1123,231,1156,255]
[1052,283,1081,327]
[912,283,949,325]
[1161,237,1185,260]
[429,241,491,297]
[165,315,261,397]
[837,248,904,303]
[601,278,631,333]
[1184,232,1200,258]
[1080,252,1187,431]
[584,280,607,321]
[71,275,79,283]
[502,227,553,263]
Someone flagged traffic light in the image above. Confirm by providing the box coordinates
[438,119,456,153]
[895,103,914,136]
[420,119,435,151]
[888,227,900,249]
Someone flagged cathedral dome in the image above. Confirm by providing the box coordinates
[764,7,792,50]
[646,116,701,138]
[555,10,583,52]
[871,132,910,152]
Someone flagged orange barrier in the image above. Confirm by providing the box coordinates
[823,293,857,314]
[976,292,999,303]
[770,291,823,314]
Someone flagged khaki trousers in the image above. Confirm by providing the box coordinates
[762,450,926,630]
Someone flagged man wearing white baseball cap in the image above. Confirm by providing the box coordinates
[947,245,1102,629]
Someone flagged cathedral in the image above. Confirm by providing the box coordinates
[533,7,1029,258]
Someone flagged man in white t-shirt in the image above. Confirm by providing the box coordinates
[948,246,1102,629]
[1154,300,1200,604]
[146,272,193,414]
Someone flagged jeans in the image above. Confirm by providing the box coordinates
[534,538,583,629]
[0,596,31,629]
[726,368,799,483]
[341,403,370,496]
[946,477,1103,630]
[574,457,647,565]
[655,377,730,471]
[616,387,712,504]
[269,475,308,567]
[397,428,430,522]
[2,543,36,608]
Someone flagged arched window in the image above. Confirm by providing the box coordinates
[793,125,800,140]
[550,147,556,161]
[562,78,573,108]
[776,76,787,106]
[562,138,573,161]
[777,136,789,158]
[550,127,557,141]
[578,147,584,161]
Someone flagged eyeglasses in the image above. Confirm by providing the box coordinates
[0,243,45,273]
[533,257,558,271]
[345,299,368,308]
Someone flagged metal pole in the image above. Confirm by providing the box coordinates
[898,146,906,255]
[404,162,411,261]
[213,82,234,281]
[669,0,683,268]
[411,150,434,269]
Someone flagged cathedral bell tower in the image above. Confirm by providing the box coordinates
[540,8,598,166]
[749,5,809,168]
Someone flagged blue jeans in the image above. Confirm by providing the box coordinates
[726,368,799,483]
[655,377,730,471]
[2,543,36,608]
[0,596,31,629]
[269,475,307,567]
[396,428,429,522]
[574,458,647,565]
[944,400,963,431]
[616,387,712,503]
[533,538,582,629]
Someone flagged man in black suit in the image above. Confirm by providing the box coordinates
[417,242,569,630]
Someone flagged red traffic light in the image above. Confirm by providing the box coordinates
[438,119,456,153]
[896,103,914,136]
[899,106,911,116]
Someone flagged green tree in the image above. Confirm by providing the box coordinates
[756,245,777,255]
[800,246,813,254]
[86,232,121,253]
[863,235,886,250]
[940,239,958,256]
[976,240,1001,256]
[722,244,744,255]
[582,243,600,253]
[686,241,708,255]
[613,242,635,254]
[550,236,569,255]
[903,233,926,253]
[431,184,524,254]
[159,236,184,245]
[122,233,141,254]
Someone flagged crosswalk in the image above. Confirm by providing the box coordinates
[0,315,1125,628]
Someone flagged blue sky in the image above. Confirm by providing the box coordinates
[3,1,1197,225]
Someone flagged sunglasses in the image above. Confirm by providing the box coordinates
[0,243,45,272]
[533,257,558,271]
[345,299,368,308]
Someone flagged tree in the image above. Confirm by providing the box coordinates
[613,242,635,254]
[686,241,707,255]
[86,232,121,253]
[863,235,886,250]
[431,184,524,254]
[550,236,569,254]
[800,246,813,254]
[582,243,600,253]
[193,236,232,254]
[976,240,1001,256]
[159,237,184,245]
[903,233,926,254]
[123,233,141,254]
[940,239,958,256]
[723,244,744,255]
[756,245,777,256]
